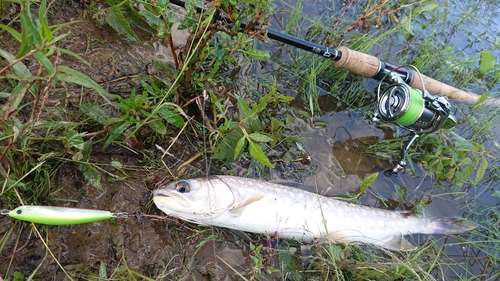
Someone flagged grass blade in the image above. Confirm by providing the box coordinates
[56,66,118,105]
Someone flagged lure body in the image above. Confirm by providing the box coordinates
[8,206,113,225]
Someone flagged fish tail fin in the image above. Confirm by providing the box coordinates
[432,218,478,235]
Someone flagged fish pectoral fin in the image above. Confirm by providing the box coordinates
[228,194,264,216]
[382,234,417,251]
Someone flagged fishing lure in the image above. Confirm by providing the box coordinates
[5,206,114,225]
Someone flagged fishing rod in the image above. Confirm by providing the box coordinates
[170,0,496,105]
[169,0,488,173]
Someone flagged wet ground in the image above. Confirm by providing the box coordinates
[1,0,499,280]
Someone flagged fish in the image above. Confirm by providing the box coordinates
[152,176,477,251]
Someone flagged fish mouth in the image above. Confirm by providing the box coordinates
[153,189,170,197]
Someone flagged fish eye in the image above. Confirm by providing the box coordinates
[176,181,191,193]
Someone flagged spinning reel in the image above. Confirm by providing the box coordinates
[373,67,457,174]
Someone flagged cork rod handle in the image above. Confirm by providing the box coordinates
[333,46,499,106]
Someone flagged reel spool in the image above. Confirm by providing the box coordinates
[374,68,457,174]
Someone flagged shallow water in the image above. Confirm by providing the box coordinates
[266,0,500,278]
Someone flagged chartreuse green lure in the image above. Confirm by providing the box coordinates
[8,206,113,225]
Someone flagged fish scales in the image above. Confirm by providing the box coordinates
[153,176,476,251]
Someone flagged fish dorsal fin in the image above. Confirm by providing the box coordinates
[228,194,264,216]
[382,234,417,251]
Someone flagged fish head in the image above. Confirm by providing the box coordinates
[153,178,235,221]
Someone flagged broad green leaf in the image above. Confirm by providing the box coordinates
[0,24,22,41]
[99,261,107,279]
[149,119,166,134]
[104,117,124,128]
[127,1,154,31]
[474,156,488,186]
[0,49,31,77]
[110,160,123,170]
[400,15,414,35]
[454,165,473,187]
[106,6,142,43]
[212,128,244,162]
[237,97,252,120]
[49,20,79,35]
[33,51,54,75]
[479,50,495,74]
[80,103,110,125]
[209,90,224,113]
[450,132,476,150]
[278,243,300,274]
[359,172,378,193]
[248,139,274,168]
[219,119,233,133]
[103,120,131,149]
[138,10,162,28]
[252,99,267,114]
[18,10,35,57]
[248,132,272,143]
[64,130,85,150]
[214,36,224,60]
[39,0,52,42]
[270,118,283,131]
[414,3,438,15]
[446,167,456,181]
[242,49,270,60]
[56,66,118,105]
[81,140,93,161]
[436,161,444,179]
[19,10,43,55]
[77,162,103,191]
[1,82,30,118]
[49,32,69,44]
[276,95,294,103]
[233,137,246,160]
[459,158,472,166]
[57,47,90,66]
[450,151,458,167]
[157,105,185,128]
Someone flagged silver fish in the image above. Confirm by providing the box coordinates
[153,176,476,251]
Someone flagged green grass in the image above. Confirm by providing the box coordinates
[1,0,499,280]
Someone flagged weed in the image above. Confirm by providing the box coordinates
[210,82,296,168]
[0,0,116,199]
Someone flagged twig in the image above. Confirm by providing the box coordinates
[30,66,44,122]
[157,115,195,179]
[0,44,47,76]
[0,226,32,266]
[167,33,180,69]
[335,0,357,26]
[36,47,61,121]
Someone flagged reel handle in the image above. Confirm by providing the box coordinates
[334,46,498,106]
